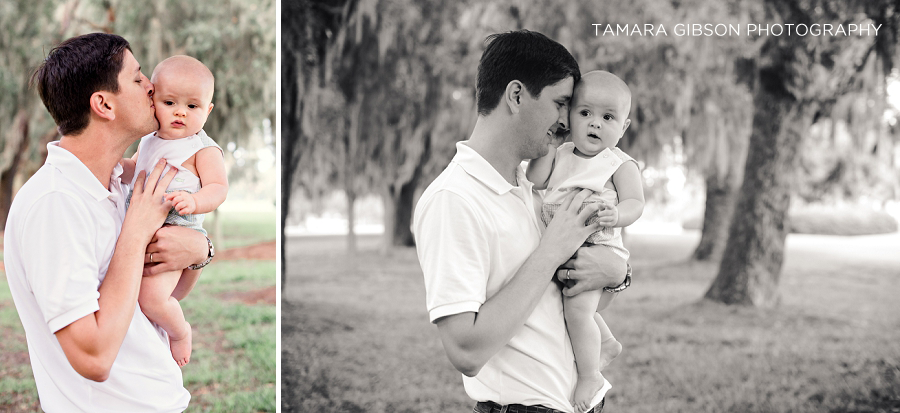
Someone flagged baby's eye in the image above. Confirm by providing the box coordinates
[580,110,591,117]
[188,104,198,109]
[164,101,174,106]
[603,114,614,120]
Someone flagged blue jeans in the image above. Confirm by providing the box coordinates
[473,398,604,413]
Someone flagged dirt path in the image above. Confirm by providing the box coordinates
[217,240,276,261]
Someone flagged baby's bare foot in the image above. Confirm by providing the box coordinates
[170,322,193,367]
[599,338,622,371]
[573,372,604,413]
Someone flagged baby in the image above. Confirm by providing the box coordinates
[122,55,228,367]
[526,70,644,412]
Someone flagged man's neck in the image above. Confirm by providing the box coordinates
[467,116,523,186]
[59,130,132,189]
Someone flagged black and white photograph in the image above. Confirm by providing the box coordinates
[281,1,900,412]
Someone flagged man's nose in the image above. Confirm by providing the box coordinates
[557,108,568,130]
[144,75,154,97]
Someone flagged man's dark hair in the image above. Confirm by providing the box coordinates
[476,30,580,116]
[31,33,132,136]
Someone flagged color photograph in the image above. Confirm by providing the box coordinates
[0,1,276,412]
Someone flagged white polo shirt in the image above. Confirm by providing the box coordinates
[413,141,609,413]
[4,142,190,413]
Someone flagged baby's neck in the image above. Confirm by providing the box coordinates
[573,146,608,159]
[156,131,200,140]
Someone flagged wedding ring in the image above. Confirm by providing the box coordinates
[565,269,570,280]
[149,253,154,263]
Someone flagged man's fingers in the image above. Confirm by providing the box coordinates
[143,158,168,194]
[577,201,603,224]
[558,189,579,211]
[133,170,147,194]
[570,189,592,211]
[154,166,178,197]
[562,282,587,297]
[143,262,172,277]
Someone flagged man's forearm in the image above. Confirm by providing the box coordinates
[436,251,560,376]
[55,228,152,381]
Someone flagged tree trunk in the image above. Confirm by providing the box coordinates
[383,126,430,249]
[281,51,300,291]
[346,189,357,253]
[694,119,748,261]
[692,172,739,261]
[382,180,417,248]
[0,110,29,231]
[705,71,817,306]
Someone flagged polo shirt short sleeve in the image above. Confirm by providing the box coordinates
[415,189,491,322]
[20,191,102,333]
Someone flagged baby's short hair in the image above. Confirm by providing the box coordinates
[152,55,215,101]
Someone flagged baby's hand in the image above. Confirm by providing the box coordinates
[165,191,197,215]
[593,200,619,227]
[549,127,569,148]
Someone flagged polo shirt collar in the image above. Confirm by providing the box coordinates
[452,141,531,195]
[45,141,123,202]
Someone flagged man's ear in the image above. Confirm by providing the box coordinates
[89,91,116,121]
[505,80,524,114]
[207,103,214,115]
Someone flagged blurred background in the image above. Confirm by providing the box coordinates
[282,0,900,412]
[0,1,276,411]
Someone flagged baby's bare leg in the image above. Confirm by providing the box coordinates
[172,268,202,301]
[565,289,604,413]
[139,269,192,366]
[593,313,622,371]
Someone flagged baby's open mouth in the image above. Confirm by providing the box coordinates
[587,132,600,140]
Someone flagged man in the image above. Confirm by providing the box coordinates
[412,30,630,413]
[4,33,212,412]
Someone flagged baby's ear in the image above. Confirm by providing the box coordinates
[622,118,631,133]
[207,103,214,115]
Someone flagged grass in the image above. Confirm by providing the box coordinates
[282,232,900,413]
[210,208,277,250]
[0,212,276,412]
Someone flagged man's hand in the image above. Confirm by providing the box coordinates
[165,191,197,215]
[124,159,178,242]
[143,225,209,276]
[538,189,605,267]
[556,245,627,297]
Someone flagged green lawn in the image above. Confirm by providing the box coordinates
[210,208,277,250]
[0,212,276,412]
[282,232,900,413]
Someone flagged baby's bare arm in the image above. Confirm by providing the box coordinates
[119,148,140,183]
[120,158,136,183]
[167,147,228,215]
[525,144,557,189]
[610,161,644,227]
